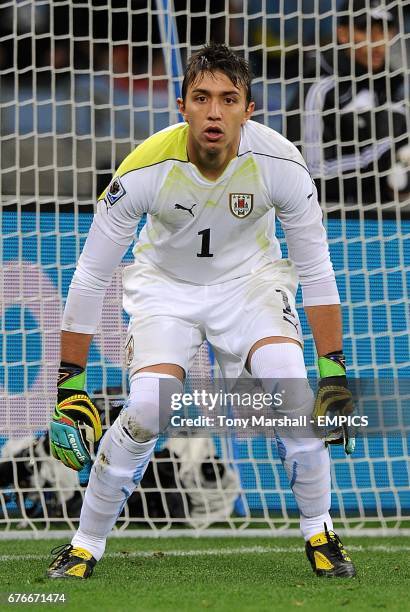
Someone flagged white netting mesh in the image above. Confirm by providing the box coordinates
[1,0,409,536]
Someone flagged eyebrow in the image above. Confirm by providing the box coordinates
[191,88,241,96]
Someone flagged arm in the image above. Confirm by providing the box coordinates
[304,277,355,456]
[303,75,410,199]
[61,330,93,369]
[302,81,393,179]
[51,173,144,469]
[272,156,354,453]
[51,221,135,470]
[305,304,342,357]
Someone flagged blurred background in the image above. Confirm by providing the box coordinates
[1,0,408,202]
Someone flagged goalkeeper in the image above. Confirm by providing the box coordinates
[47,43,356,580]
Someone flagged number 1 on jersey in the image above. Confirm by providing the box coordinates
[197,228,214,258]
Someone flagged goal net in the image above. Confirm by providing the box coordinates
[1,0,409,537]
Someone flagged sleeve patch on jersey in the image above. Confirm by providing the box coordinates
[106,177,126,206]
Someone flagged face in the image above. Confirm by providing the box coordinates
[338,23,394,71]
[177,70,254,163]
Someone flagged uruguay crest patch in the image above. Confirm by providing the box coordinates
[106,177,126,206]
[229,193,253,218]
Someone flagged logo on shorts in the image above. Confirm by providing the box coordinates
[106,177,126,206]
[125,335,134,367]
[275,288,299,333]
[229,193,253,218]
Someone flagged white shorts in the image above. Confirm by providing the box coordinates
[123,258,303,379]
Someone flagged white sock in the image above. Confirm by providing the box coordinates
[250,343,332,538]
[72,421,157,561]
[71,530,107,561]
[300,512,334,541]
[72,373,183,561]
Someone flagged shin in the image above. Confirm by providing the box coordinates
[251,343,332,540]
[72,373,182,559]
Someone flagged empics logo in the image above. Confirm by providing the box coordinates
[229,193,253,218]
[316,416,368,427]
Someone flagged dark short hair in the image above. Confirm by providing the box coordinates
[181,43,252,106]
[338,0,396,30]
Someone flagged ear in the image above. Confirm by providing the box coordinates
[241,100,255,125]
[177,97,188,122]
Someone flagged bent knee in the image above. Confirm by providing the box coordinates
[120,374,183,442]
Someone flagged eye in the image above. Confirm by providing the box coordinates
[225,97,237,104]
[196,95,207,102]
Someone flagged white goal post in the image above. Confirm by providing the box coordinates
[1,0,409,538]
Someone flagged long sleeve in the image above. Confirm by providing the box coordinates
[62,222,134,334]
[262,147,340,307]
[62,174,145,334]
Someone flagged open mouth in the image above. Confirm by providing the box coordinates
[204,126,224,141]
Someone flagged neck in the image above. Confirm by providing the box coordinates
[187,136,240,181]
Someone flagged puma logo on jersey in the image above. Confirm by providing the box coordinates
[175,203,197,217]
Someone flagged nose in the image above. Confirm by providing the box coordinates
[207,98,222,120]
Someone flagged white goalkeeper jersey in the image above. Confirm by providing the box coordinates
[63,120,339,334]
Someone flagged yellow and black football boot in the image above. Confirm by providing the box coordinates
[47,544,97,579]
[305,523,356,578]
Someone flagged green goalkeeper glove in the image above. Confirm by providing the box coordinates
[50,362,102,471]
[312,351,355,455]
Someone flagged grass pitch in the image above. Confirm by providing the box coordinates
[0,536,409,611]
